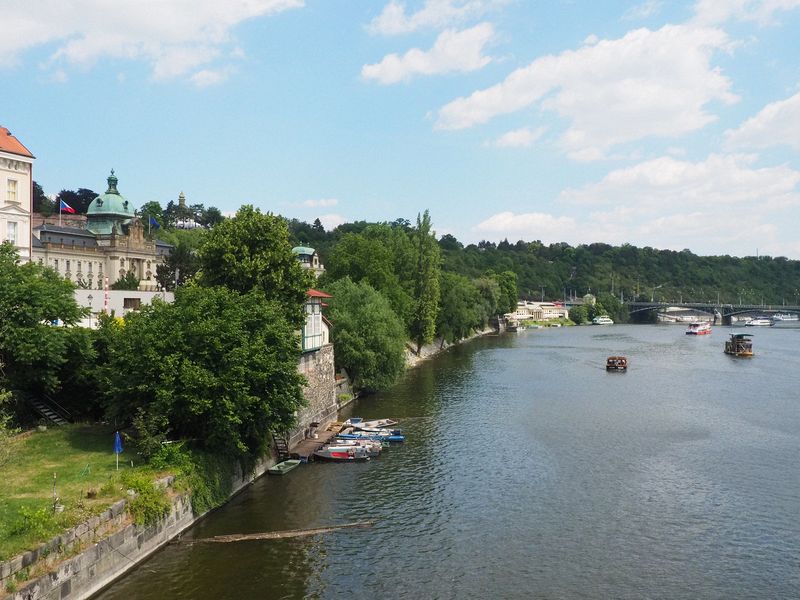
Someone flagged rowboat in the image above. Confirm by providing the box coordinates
[343,417,399,429]
[267,459,301,475]
[314,445,371,461]
[337,431,405,443]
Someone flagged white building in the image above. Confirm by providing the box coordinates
[0,126,35,261]
[510,300,569,321]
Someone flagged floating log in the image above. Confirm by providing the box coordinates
[188,521,375,543]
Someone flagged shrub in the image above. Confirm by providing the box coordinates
[120,472,170,526]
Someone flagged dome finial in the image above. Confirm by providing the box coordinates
[106,169,119,194]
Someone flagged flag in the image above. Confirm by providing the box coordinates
[148,215,161,229]
[59,199,76,214]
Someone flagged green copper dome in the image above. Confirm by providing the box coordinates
[87,170,136,235]
[292,246,316,256]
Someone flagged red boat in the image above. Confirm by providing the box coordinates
[686,322,712,335]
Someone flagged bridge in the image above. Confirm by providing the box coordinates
[626,301,800,324]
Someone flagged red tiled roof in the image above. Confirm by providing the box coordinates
[0,126,35,158]
[307,288,332,298]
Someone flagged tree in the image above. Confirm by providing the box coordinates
[0,243,85,395]
[102,286,305,460]
[436,272,480,344]
[32,181,53,215]
[409,210,441,353]
[0,386,18,468]
[196,206,313,327]
[156,240,199,290]
[199,206,224,228]
[110,271,140,290]
[473,276,500,326]
[494,270,518,314]
[325,278,406,392]
[569,305,589,324]
[55,188,97,214]
[138,201,164,229]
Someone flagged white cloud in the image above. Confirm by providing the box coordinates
[0,0,303,81]
[368,0,507,35]
[724,91,800,151]
[303,198,339,208]
[623,0,663,20]
[692,0,800,26]
[362,23,494,84]
[562,154,800,210]
[489,126,545,148]
[190,68,234,88]
[318,213,346,231]
[435,24,738,160]
[474,211,577,237]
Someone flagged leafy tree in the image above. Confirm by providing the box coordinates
[32,181,53,215]
[473,276,500,326]
[156,239,199,290]
[494,270,519,314]
[0,386,18,467]
[436,272,480,344]
[0,243,85,396]
[55,188,96,214]
[102,286,305,460]
[138,201,164,229]
[199,206,224,228]
[196,206,313,327]
[569,305,589,324]
[110,271,140,290]
[409,210,441,353]
[312,218,325,234]
[324,278,406,392]
[51,327,100,418]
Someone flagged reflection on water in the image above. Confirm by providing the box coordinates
[95,326,800,600]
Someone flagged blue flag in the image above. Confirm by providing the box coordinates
[148,215,161,229]
[114,431,123,455]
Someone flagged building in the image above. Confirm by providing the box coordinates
[292,245,325,278]
[32,171,170,290]
[510,300,569,321]
[0,126,35,261]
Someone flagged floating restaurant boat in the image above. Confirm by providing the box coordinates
[268,459,301,475]
[314,444,371,461]
[724,333,754,356]
[606,356,628,371]
[686,322,712,335]
[745,317,773,327]
[592,315,614,325]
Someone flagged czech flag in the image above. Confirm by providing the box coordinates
[59,199,76,214]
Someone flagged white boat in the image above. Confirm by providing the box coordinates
[772,313,799,321]
[314,444,371,461]
[592,315,614,325]
[331,438,383,457]
[342,417,399,429]
[745,317,773,327]
[686,322,712,335]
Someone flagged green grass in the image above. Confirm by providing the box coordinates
[0,424,163,561]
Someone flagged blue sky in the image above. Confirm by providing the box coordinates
[3,0,800,257]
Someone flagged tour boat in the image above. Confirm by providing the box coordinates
[724,333,754,357]
[606,356,628,371]
[772,313,798,321]
[592,315,614,325]
[745,317,773,327]
[686,322,712,335]
[268,459,301,475]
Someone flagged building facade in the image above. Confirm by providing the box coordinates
[0,126,35,261]
[32,171,170,290]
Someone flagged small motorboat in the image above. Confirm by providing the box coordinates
[686,322,712,335]
[314,445,371,461]
[342,417,399,429]
[268,459,301,475]
[337,431,405,443]
[606,356,628,371]
[331,438,383,457]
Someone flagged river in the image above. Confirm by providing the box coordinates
[95,324,800,600]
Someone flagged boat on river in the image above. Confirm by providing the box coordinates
[772,313,799,321]
[337,430,405,443]
[592,315,614,325]
[606,356,627,371]
[343,417,399,429]
[331,438,383,457]
[314,444,372,461]
[746,317,773,327]
[724,333,754,356]
[268,459,301,475]
[686,322,712,335]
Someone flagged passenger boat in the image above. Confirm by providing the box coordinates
[772,313,799,321]
[313,444,371,461]
[592,315,614,325]
[268,459,301,475]
[686,322,712,335]
[745,317,773,327]
[724,333,754,356]
[606,356,627,371]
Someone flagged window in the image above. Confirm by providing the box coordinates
[66,260,71,272]
[123,298,141,310]
[54,259,59,271]
[6,222,17,244]
[7,179,18,203]
[88,262,93,273]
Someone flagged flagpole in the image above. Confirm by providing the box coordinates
[59,201,62,227]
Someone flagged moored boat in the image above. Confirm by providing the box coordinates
[746,317,773,327]
[343,417,399,429]
[606,356,627,371]
[772,313,799,321]
[337,430,405,443]
[314,444,371,461]
[268,459,301,475]
[724,333,754,356]
[331,438,383,457]
[686,322,712,335]
[592,315,614,325]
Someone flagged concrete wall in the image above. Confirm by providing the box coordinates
[2,458,273,600]
[289,344,338,446]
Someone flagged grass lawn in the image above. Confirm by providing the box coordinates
[0,424,162,562]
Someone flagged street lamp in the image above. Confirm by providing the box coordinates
[87,294,93,328]
[651,284,663,302]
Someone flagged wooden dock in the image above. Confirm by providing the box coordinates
[290,429,338,461]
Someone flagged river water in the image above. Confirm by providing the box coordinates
[95,324,800,600]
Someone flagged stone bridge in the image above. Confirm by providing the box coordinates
[625,302,800,325]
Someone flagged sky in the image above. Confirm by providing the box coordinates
[3,0,800,258]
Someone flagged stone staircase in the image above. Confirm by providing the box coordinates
[273,434,290,462]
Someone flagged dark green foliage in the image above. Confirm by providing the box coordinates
[409,211,441,353]
[324,278,406,392]
[569,305,589,324]
[156,238,200,290]
[196,205,312,328]
[32,182,52,215]
[120,472,171,526]
[109,271,139,290]
[437,272,481,343]
[102,285,305,461]
[0,244,86,396]
[494,270,519,315]
[55,188,96,214]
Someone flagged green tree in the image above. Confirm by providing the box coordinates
[473,276,500,326]
[32,181,53,215]
[569,305,589,324]
[0,243,85,395]
[138,201,164,230]
[55,188,96,214]
[409,210,441,353]
[156,239,199,290]
[0,386,18,467]
[196,206,312,327]
[110,271,140,290]
[103,286,305,460]
[325,278,406,392]
[494,270,518,315]
[436,272,480,344]
[199,206,224,228]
